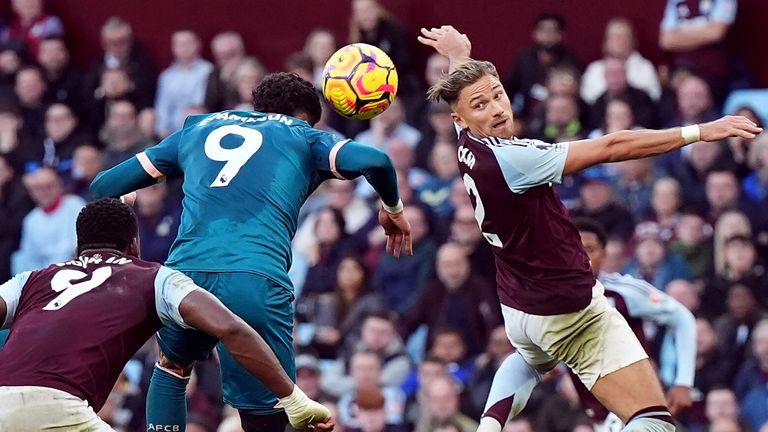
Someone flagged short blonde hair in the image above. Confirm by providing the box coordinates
[426,60,499,106]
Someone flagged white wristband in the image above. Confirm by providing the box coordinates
[681,124,701,145]
[382,199,404,214]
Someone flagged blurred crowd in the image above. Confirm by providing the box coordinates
[1,0,767,431]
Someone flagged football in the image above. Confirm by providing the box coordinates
[321,43,399,120]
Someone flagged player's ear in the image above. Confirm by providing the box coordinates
[451,112,468,131]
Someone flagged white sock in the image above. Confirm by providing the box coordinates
[480,351,544,429]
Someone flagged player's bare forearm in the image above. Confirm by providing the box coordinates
[179,290,294,398]
[659,22,728,51]
[564,116,761,175]
[90,157,157,199]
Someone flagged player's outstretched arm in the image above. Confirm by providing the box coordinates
[334,142,413,257]
[417,25,472,73]
[563,116,762,175]
[179,290,334,431]
[90,157,156,200]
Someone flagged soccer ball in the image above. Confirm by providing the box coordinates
[322,43,398,120]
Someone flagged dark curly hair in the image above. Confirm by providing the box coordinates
[76,198,138,252]
[573,217,607,248]
[252,72,322,126]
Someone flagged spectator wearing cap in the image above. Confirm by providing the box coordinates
[702,234,768,318]
[623,221,692,291]
[347,385,408,432]
[570,168,635,242]
[295,354,336,403]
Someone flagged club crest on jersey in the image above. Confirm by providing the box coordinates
[458,146,476,169]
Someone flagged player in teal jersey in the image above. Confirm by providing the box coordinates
[90,72,412,432]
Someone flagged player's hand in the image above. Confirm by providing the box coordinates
[666,385,693,415]
[699,115,762,142]
[417,25,471,60]
[277,386,334,431]
[120,191,137,207]
[378,207,413,258]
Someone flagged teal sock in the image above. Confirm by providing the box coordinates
[146,364,190,432]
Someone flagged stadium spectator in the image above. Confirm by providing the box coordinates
[301,207,362,297]
[614,158,657,220]
[417,141,460,223]
[427,327,475,386]
[4,0,63,58]
[87,67,150,135]
[68,144,104,201]
[336,350,407,429]
[705,387,742,426]
[415,101,457,169]
[204,31,246,112]
[667,140,725,210]
[343,312,412,389]
[705,169,763,227]
[294,179,373,264]
[34,102,93,171]
[230,57,267,110]
[587,96,639,139]
[602,237,629,274]
[702,235,768,318]
[351,385,407,432]
[714,284,763,379]
[99,99,154,168]
[37,37,81,113]
[295,354,335,403]
[0,101,39,171]
[529,94,584,143]
[304,28,337,89]
[666,279,702,315]
[400,243,501,357]
[135,182,181,264]
[742,133,768,206]
[284,51,314,84]
[349,0,418,98]
[372,205,436,315]
[14,65,48,134]
[649,177,684,237]
[84,17,155,114]
[734,320,768,430]
[668,211,714,279]
[502,12,581,118]
[728,107,764,176]
[580,17,661,103]
[448,204,496,279]
[410,53,449,136]
[11,166,84,273]
[589,57,656,128]
[659,0,739,101]
[354,98,421,152]
[154,29,212,137]
[303,256,385,358]
[571,170,636,241]
[415,375,478,432]
[624,221,692,290]
[692,318,733,423]
[0,154,33,281]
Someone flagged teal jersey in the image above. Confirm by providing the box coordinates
[143,111,342,289]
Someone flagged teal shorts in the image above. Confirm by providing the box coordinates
[157,272,295,414]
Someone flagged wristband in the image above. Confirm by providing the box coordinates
[382,199,404,214]
[681,125,701,145]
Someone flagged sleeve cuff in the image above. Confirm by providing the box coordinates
[382,199,404,214]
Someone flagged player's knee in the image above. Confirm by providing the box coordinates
[622,406,675,432]
[158,352,194,377]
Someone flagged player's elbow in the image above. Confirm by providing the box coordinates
[217,316,250,343]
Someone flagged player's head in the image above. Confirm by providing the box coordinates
[252,72,322,126]
[76,198,139,256]
[573,217,607,276]
[426,60,515,139]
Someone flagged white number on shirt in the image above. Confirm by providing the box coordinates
[463,173,503,247]
[43,267,112,311]
[204,125,263,187]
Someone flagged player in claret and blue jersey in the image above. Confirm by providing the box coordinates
[0,198,332,432]
[90,72,412,431]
